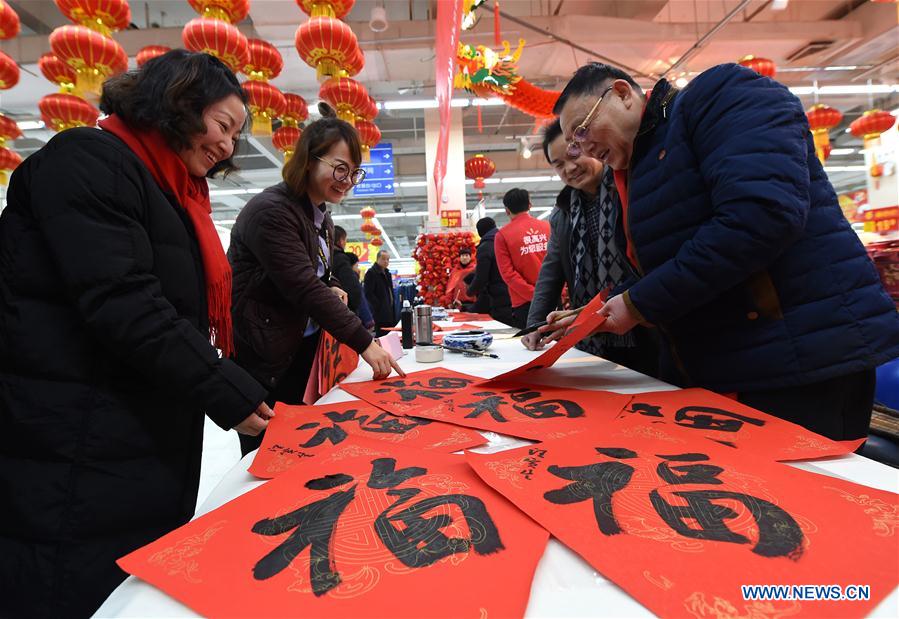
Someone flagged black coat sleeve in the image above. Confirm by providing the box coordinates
[30,135,266,431]
[467,244,492,296]
[333,252,362,312]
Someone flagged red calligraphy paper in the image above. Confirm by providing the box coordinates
[482,293,606,384]
[412,381,632,440]
[612,388,866,461]
[467,433,898,619]
[119,439,549,619]
[340,368,481,415]
[318,331,360,397]
[451,312,493,322]
[249,400,487,479]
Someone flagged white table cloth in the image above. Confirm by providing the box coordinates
[96,322,899,618]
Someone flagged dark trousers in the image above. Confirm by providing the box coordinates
[738,369,875,441]
[510,302,531,330]
[239,331,320,456]
[600,326,661,379]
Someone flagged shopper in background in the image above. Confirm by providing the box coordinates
[229,117,403,456]
[467,217,515,325]
[441,247,477,309]
[494,188,551,328]
[0,51,273,618]
[347,251,375,330]
[365,249,398,336]
[524,119,659,377]
[331,224,362,313]
[544,61,899,440]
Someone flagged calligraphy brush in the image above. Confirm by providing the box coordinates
[440,344,499,359]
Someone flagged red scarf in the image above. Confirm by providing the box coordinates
[99,114,234,357]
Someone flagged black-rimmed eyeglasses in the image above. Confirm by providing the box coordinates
[315,156,367,186]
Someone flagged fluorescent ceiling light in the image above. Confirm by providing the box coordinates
[823,66,859,71]
[397,180,428,188]
[471,98,506,106]
[770,0,789,10]
[16,120,44,130]
[501,175,555,183]
[383,99,438,110]
[824,165,867,172]
[790,84,899,96]
[828,148,856,156]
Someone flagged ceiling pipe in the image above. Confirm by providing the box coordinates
[666,0,753,76]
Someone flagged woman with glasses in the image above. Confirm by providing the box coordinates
[228,116,404,456]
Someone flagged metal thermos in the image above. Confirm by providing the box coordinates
[414,304,433,345]
[401,300,414,349]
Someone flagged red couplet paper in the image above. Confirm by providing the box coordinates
[613,388,866,461]
[340,368,481,415]
[483,293,607,384]
[119,439,549,619]
[249,400,487,479]
[304,331,360,405]
[467,433,899,618]
[411,381,632,440]
[452,312,493,322]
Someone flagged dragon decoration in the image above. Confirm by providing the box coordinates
[454,38,560,120]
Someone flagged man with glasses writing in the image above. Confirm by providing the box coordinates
[540,62,899,441]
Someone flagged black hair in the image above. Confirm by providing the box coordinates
[553,62,643,116]
[503,188,530,214]
[100,49,248,177]
[334,225,347,244]
[476,217,496,237]
[542,118,563,163]
[376,249,390,260]
[459,247,472,256]
[346,251,359,265]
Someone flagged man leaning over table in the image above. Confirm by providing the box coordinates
[540,61,899,441]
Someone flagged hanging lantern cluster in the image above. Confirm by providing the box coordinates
[360,205,377,238]
[806,104,843,164]
[241,38,285,136]
[0,111,21,185]
[272,93,309,162]
[850,109,897,178]
[136,45,170,67]
[738,55,777,79]
[0,0,20,91]
[295,0,363,83]
[49,0,130,99]
[465,154,496,199]
[182,0,250,73]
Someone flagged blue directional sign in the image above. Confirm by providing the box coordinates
[352,143,395,197]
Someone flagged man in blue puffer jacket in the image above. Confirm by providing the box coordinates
[543,62,899,440]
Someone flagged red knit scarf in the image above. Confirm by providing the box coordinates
[99,114,234,357]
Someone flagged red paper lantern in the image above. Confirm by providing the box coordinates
[0,113,21,147]
[738,55,776,78]
[39,92,100,132]
[243,38,283,80]
[370,236,384,247]
[465,154,496,189]
[806,104,843,163]
[50,24,128,97]
[355,119,381,160]
[850,109,897,142]
[0,50,19,90]
[281,93,309,128]
[296,0,355,19]
[342,47,364,78]
[356,94,378,122]
[55,0,131,36]
[319,77,369,125]
[360,206,376,219]
[136,45,171,67]
[272,126,301,161]
[0,145,21,184]
[243,80,286,136]
[0,0,21,40]
[295,17,361,82]
[182,17,249,73]
[187,0,250,23]
[39,53,77,93]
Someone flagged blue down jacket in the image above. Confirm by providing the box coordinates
[622,63,899,392]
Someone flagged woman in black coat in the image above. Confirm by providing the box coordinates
[0,51,271,618]
[229,116,404,456]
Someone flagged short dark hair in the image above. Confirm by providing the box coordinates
[282,117,362,198]
[334,225,347,245]
[476,217,496,237]
[542,118,563,163]
[377,249,390,259]
[100,49,248,177]
[459,247,471,256]
[503,188,530,214]
[553,62,642,116]
[346,251,359,265]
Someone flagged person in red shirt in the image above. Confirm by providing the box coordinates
[441,247,476,309]
[494,188,552,328]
